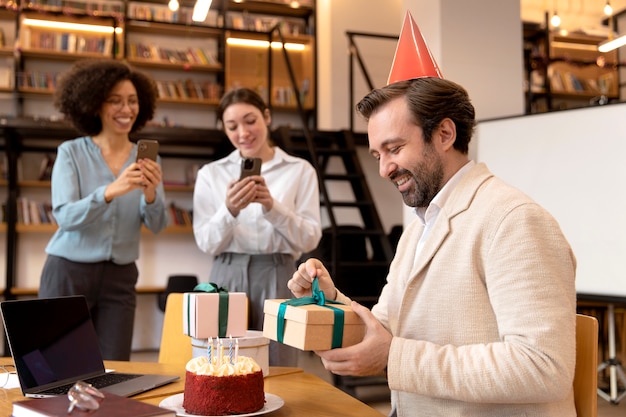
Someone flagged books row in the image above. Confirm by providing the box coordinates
[22,0,124,16]
[169,202,192,227]
[127,43,219,66]
[17,71,58,91]
[8,199,193,228]
[228,12,308,36]
[127,1,218,26]
[549,69,615,95]
[15,69,221,102]
[22,29,115,55]
[156,79,222,101]
[16,198,57,226]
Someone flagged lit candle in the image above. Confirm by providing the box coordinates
[207,336,213,364]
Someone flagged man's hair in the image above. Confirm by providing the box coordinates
[356,78,476,154]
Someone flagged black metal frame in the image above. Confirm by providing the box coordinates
[346,30,398,132]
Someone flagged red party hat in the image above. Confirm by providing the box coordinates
[387,10,443,85]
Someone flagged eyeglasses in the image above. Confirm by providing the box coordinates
[67,380,105,413]
[104,97,140,110]
[0,365,16,388]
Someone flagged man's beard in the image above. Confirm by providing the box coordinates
[397,146,444,208]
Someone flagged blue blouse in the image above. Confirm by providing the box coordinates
[45,136,168,264]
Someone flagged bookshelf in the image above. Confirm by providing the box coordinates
[0,0,317,298]
[524,21,619,114]
[1,117,234,298]
[0,0,316,127]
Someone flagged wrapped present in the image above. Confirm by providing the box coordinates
[262,279,365,351]
[183,283,247,338]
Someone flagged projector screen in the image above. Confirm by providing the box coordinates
[475,103,626,300]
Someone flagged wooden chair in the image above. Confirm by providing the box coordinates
[158,292,193,365]
[574,314,599,417]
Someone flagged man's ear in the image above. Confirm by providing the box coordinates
[437,118,457,151]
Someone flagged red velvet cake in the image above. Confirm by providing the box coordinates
[183,356,264,416]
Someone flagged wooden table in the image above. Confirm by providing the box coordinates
[0,359,385,417]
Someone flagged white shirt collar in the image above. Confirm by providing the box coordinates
[415,160,475,225]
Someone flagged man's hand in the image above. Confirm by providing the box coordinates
[315,301,392,377]
[288,258,337,300]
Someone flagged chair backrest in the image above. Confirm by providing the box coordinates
[157,275,198,311]
[158,293,193,365]
[574,314,598,417]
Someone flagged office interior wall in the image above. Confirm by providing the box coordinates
[476,102,626,298]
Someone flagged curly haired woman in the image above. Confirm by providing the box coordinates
[39,59,168,360]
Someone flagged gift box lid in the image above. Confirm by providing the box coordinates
[263,299,363,325]
[191,330,269,349]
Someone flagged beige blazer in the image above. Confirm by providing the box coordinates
[343,163,577,417]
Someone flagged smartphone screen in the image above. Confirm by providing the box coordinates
[240,157,262,179]
[136,139,159,162]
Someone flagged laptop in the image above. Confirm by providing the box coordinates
[0,295,179,398]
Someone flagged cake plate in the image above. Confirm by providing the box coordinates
[159,393,284,417]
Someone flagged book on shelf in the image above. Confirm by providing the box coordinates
[12,391,175,417]
[1,153,7,180]
[16,197,56,225]
[29,200,41,225]
[0,66,12,89]
[26,0,124,16]
[38,153,56,181]
[598,72,614,94]
[168,202,192,226]
[548,68,564,92]
[563,71,584,93]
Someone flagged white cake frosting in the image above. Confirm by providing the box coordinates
[186,355,261,377]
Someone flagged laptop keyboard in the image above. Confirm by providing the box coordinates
[38,373,142,395]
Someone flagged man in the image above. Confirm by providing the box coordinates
[287,11,576,417]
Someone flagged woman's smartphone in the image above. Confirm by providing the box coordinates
[136,139,159,162]
[240,157,262,179]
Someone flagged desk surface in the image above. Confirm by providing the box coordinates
[0,359,385,417]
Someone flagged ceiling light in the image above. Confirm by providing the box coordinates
[22,18,123,34]
[226,37,306,51]
[168,0,179,12]
[192,0,212,22]
[604,1,613,16]
[598,34,626,52]
[550,12,561,28]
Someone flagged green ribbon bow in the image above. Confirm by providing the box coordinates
[277,277,346,349]
[193,282,229,338]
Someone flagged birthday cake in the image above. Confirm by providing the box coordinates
[183,354,265,416]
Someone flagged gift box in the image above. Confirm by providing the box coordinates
[263,298,365,351]
[183,292,248,338]
[192,330,270,376]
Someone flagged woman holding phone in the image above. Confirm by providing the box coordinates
[193,87,322,366]
[38,59,168,360]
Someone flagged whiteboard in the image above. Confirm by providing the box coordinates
[475,103,626,299]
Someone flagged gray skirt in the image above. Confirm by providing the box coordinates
[209,252,298,366]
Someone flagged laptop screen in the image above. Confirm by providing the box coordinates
[1,296,106,391]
